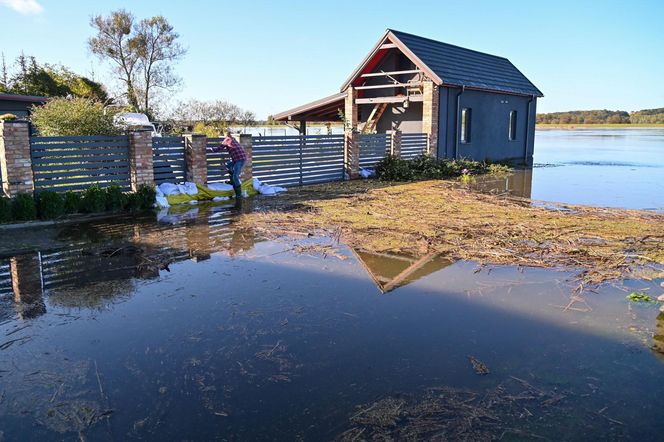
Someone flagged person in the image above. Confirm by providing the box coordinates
[215,131,247,199]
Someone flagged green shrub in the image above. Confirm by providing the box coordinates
[31,97,120,136]
[0,195,11,222]
[124,193,143,212]
[105,185,127,211]
[137,184,156,210]
[11,193,37,221]
[0,113,17,121]
[375,155,512,181]
[36,190,65,220]
[63,191,81,214]
[80,185,107,213]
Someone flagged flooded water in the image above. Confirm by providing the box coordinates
[1,203,663,440]
[473,129,664,211]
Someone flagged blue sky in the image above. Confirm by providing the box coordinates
[1,0,662,118]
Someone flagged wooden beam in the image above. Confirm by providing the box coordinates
[355,82,422,91]
[355,95,424,105]
[379,43,397,49]
[361,69,421,78]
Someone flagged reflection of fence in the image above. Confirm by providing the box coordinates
[253,135,345,187]
[206,137,230,183]
[30,136,131,191]
[401,133,428,159]
[359,133,391,168]
[153,137,186,184]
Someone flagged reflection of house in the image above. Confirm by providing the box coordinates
[653,312,664,362]
[275,29,543,164]
[471,168,533,198]
[353,250,452,293]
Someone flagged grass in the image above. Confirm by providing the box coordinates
[238,180,664,286]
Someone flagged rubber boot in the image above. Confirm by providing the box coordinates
[233,186,243,200]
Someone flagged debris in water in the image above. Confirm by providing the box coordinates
[468,356,490,375]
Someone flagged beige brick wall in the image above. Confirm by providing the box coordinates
[344,87,358,131]
[128,130,155,191]
[390,130,402,157]
[0,121,34,196]
[185,134,208,185]
[422,80,440,157]
[344,130,360,179]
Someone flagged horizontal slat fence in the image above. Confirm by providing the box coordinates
[153,137,186,184]
[401,133,428,159]
[359,133,390,168]
[206,137,230,183]
[253,134,345,187]
[30,135,131,192]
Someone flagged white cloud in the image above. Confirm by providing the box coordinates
[0,0,44,15]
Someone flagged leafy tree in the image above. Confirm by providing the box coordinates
[31,97,121,136]
[89,10,186,117]
[1,53,107,101]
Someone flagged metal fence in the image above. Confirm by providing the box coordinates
[252,135,345,187]
[206,137,230,183]
[359,133,391,168]
[400,133,429,159]
[153,137,186,185]
[30,135,131,192]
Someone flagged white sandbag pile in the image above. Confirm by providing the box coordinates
[252,178,287,196]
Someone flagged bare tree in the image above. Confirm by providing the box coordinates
[89,10,186,117]
[88,10,140,110]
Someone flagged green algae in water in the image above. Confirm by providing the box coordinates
[626,292,656,303]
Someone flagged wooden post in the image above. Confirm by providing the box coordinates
[0,121,33,197]
[344,130,360,179]
[184,133,208,184]
[237,134,253,183]
[128,130,154,191]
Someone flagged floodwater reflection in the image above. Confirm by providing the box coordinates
[0,202,663,440]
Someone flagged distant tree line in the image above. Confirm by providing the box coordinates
[537,108,664,124]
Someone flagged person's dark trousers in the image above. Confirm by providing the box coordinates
[226,159,246,199]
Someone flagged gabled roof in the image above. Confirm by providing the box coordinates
[342,29,543,97]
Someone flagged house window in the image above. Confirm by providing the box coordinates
[508,110,517,140]
[460,108,471,143]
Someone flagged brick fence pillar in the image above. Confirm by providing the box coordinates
[390,129,402,158]
[344,87,358,131]
[344,130,360,179]
[422,80,439,157]
[128,130,154,191]
[237,134,253,183]
[0,121,34,197]
[184,134,208,184]
[10,253,45,319]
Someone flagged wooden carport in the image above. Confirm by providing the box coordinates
[272,92,346,134]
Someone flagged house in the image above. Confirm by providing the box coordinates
[0,93,48,118]
[274,29,543,164]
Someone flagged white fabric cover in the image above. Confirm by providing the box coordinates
[208,182,234,191]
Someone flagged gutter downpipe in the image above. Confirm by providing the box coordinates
[454,86,465,159]
[524,94,535,165]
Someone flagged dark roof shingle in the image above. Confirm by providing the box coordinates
[389,30,543,97]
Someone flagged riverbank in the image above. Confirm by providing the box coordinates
[239,180,664,286]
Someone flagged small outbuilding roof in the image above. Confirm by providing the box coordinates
[272,92,346,122]
[0,93,49,103]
